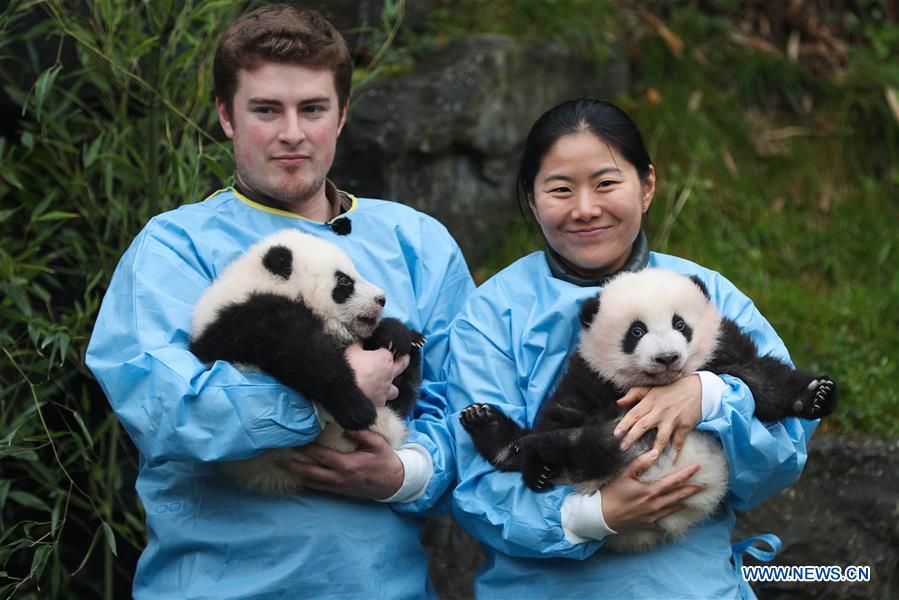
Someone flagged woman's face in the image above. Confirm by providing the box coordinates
[530,131,655,277]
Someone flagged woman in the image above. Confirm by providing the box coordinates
[446,99,815,598]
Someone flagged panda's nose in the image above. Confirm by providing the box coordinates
[654,353,680,366]
[374,295,386,307]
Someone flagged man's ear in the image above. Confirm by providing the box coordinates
[337,99,350,137]
[216,98,235,139]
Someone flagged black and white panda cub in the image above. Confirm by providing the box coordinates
[190,229,424,496]
[461,268,836,551]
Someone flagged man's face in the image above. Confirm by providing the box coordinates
[216,63,347,207]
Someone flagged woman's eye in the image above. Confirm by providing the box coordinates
[597,180,616,189]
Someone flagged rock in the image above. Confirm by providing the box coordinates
[735,434,898,599]
[332,34,628,265]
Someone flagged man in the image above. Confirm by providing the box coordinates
[86,5,473,598]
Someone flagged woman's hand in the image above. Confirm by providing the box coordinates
[613,374,702,456]
[344,344,411,408]
[285,430,405,500]
[601,449,704,533]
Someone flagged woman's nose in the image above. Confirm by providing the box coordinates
[571,190,602,220]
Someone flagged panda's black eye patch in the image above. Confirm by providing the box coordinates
[332,270,355,304]
[621,320,647,354]
[673,313,693,342]
[262,245,293,280]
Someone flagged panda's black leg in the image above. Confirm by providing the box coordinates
[460,404,526,471]
[717,358,837,421]
[517,424,625,492]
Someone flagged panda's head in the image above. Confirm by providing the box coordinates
[577,269,722,390]
[192,230,386,344]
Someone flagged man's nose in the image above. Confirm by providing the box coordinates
[279,114,305,145]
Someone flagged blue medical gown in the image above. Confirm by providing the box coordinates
[446,251,817,599]
[86,188,473,599]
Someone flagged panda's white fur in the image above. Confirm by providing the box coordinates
[580,269,722,390]
[192,230,385,346]
[190,229,411,496]
[464,266,835,551]
[577,269,729,552]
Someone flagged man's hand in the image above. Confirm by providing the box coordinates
[344,344,410,407]
[614,374,702,456]
[285,430,405,500]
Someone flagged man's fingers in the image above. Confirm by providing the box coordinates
[392,354,411,377]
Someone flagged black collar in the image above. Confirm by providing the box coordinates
[544,231,650,287]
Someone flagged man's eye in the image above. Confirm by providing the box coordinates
[304,105,325,114]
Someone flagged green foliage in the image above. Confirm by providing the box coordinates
[476,2,899,436]
[0,0,244,596]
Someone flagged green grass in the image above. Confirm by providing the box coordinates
[471,3,899,437]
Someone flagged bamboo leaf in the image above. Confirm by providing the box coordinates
[33,65,63,118]
[101,521,117,556]
[8,490,52,512]
[34,211,80,222]
[29,545,51,581]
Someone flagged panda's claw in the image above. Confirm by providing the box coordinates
[534,465,554,490]
[797,377,837,419]
[460,403,494,431]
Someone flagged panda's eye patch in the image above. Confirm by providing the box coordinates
[628,321,647,338]
[673,313,693,342]
[621,319,648,354]
[332,270,356,304]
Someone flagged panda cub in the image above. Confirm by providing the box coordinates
[462,268,836,551]
[190,229,424,496]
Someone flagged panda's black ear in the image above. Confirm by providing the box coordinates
[263,245,293,280]
[688,275,710,300]
[579,295,600,329]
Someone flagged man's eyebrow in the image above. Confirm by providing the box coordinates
[247,97,332,106]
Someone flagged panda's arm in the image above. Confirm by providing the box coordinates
[443,295,602,560]
[694,270,818,510]
[388,223,476,513]
[86,226,323,466]
[191,293,377,431]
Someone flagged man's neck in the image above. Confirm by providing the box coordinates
[234,175,338,222]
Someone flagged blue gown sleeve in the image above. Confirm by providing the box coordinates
[393,225,475,515]
[696,271,818,510]
[445,295,602,559]
[85,224,322,467]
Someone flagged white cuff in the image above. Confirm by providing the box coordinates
[561,491,617,544]
[375,443,433,504]
[311,403,327,430]
[697,370,726,421]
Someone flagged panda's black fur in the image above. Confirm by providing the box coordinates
[190,229,424,495]
[462,268,836,550]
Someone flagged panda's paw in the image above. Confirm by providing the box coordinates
[523,463,555,492]
[367,319,424,357]
[460,403,496,432]
[794,377,837,419]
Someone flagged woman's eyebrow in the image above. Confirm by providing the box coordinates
[543,166,622,183]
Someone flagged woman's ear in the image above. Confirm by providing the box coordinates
[528,195,538,220]
[641,164,656,213]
